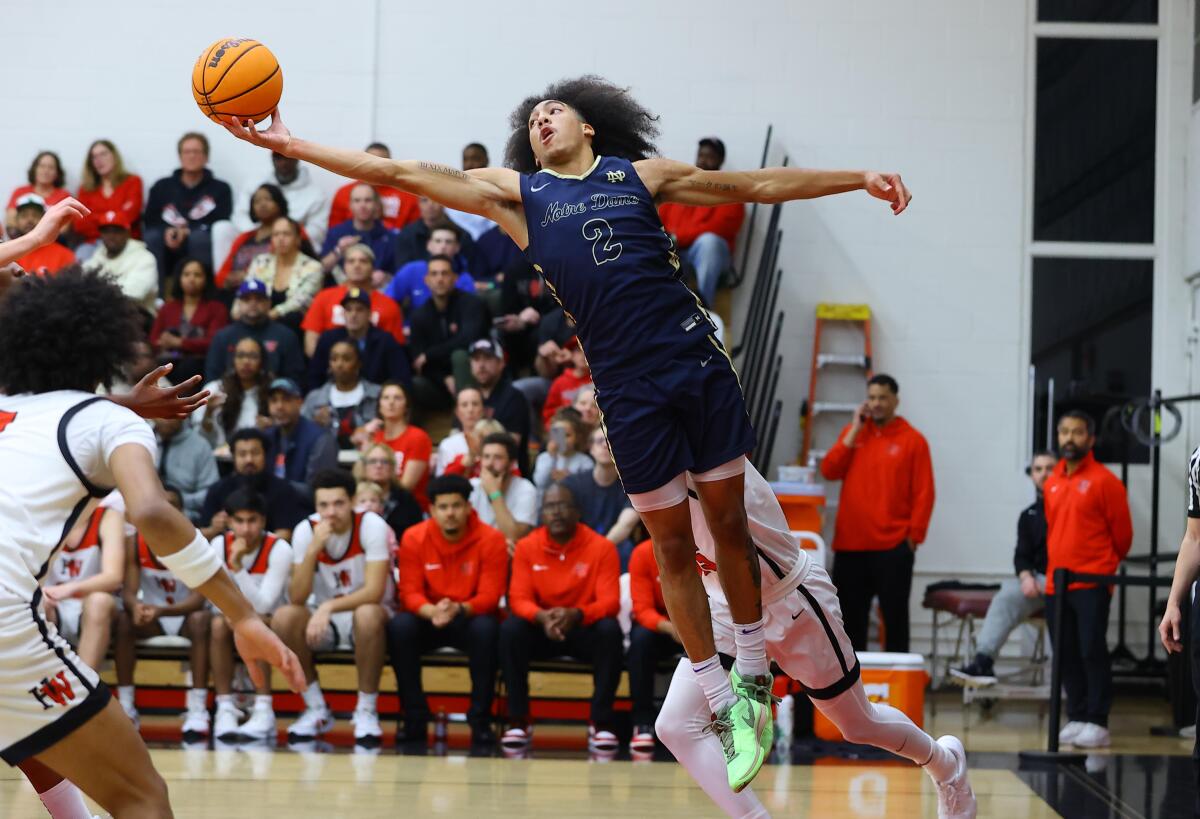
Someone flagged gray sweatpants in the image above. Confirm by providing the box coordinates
[976,574,1045,659]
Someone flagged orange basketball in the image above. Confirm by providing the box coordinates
[192,38,282,124]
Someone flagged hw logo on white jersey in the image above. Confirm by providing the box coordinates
[606,170,626,183]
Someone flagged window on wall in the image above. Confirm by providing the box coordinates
[1033,38,1157,243]
[1038,0,1157,23]
[1031,258,1153,463]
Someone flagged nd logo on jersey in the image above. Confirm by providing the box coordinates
[29,670,78,710]
[606,170,625,183]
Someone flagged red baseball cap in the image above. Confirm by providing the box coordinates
[97,210,132,230]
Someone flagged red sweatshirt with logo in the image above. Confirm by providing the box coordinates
[509,525,619,625]
[397,513,508,615]
[1043,452,1133,594]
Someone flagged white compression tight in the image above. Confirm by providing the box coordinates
[656,659,771,819]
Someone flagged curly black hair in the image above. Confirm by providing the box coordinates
[504,76,660,174]
[0,267,142,394]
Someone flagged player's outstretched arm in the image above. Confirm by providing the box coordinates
[0,198,90,269]
[105,363,210,420]
[219,110,525,235]
[109,443,305,692]
[637,158,911,215]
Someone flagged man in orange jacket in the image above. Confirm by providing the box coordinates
[500,483,622,754]
[627,538,681,753]
[386,474,509,748]
[1044,410,1132,750]
[820,374,935,652]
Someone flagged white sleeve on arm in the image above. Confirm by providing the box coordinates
[510,479,539,527]
[254,540,294,614]
[68,400,157,489]
[291,519,314,564]
[360,513,391,562]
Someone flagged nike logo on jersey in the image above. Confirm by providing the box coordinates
[530,180,551,192]
[532,564,550,572]
[424,563,442,571]
[700,356,713,368]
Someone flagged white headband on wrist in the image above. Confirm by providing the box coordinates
[156,529,223,589]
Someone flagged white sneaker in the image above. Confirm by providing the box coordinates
[501,725,532,751]
[933,735,977,819]
[241,705,277,741]
[1058,720,1086,745]
[351,708,382,745]
[629,725,655,753]
[182,707,211,738]
[213,704,242,741]
[287,707,334,740]
[588,725,619,752]
[1071,723,1110,749]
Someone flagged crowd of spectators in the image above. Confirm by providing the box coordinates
[8,133,744,753]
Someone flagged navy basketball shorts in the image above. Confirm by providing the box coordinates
[595,336,757,495]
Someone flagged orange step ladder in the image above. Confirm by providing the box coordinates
[800,303,873,465]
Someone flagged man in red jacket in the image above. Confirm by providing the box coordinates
[627,538,681,753]
[657,137,745,305]
[387,474,508,748]
[500,483,622,754]
[1044,410,1132,750]
[820,374,935,652]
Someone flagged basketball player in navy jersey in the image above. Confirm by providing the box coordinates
[222,75,910,790]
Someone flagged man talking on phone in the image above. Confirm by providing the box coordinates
[819,374,935,652]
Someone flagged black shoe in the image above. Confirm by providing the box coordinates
[949,654,996,687]
[396,719,429,746]
[470,720,496,748]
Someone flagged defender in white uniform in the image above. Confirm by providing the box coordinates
[0,268,301,818]
[41,502,125,669]
[209,487,294,741]
[272,469,391,745]
[654,464,977,819]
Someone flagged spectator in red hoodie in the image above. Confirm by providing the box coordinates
[387,475,507,748]
[1043,410,1132,749]
[627,538,680,752]
[819,374,934,652]
[150,258,229,384]
[500,483,622,753]
[657,137,745,305]
[541,337,592,427]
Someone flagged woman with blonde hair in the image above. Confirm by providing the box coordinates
[353,443,424,541]
[238,216,323,333]
[355,381,432,509]
[74,139,144,260]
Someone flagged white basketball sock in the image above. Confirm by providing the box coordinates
[733,618,769,678]
[302,681,326,711]
[117,685,135,709]
[38,778,92,819]
[658,659,771,819]
[691,655,737,714]
[187,688,208,712]
[254,694,274,711]
[357,691,378,713]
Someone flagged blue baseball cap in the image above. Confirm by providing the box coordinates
[237,279,269,299]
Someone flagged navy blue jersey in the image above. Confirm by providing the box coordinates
[519,156,715,387]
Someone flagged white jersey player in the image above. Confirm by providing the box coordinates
[41,501,125,670]
[655,463,977,819]
[272,469,391,746]
[209,487,294,742]
[0,268,301,818]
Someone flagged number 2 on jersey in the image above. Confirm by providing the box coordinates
[582,218,623,266]
[0,410,15,433]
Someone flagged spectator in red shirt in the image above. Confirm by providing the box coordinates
[541,337,592,427]
[74,140,144,261]
[657,137,745,305]
[215,183,289,291]
[387,475,508,747]
[627,539,681,750]
[500,483,622,752]
[1043,410,1133,749]
[327,142,419,232]
[301,243,404,356]
[150,258,229,384]
[10,195,75,276]
[6,151,70,239]
[820,374,935,652]
[355,382,432,509]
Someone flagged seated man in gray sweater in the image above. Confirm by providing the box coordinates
[155,417,220,524]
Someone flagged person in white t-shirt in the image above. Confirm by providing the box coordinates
[272,469,391,746]
[41,501,126,670]
[0,268,302,818]
[469,433,537,544]
[114,487,213,738]
[208,488,294,742]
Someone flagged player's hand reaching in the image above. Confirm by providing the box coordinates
[234,616,305,692]
[221,109,293,155]
[27,198,90,248]
[111,364,210,420]
[863,172,912,215]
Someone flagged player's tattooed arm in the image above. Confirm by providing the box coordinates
[416,161,471,181]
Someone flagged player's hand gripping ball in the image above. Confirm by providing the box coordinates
[192,38,282,124]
